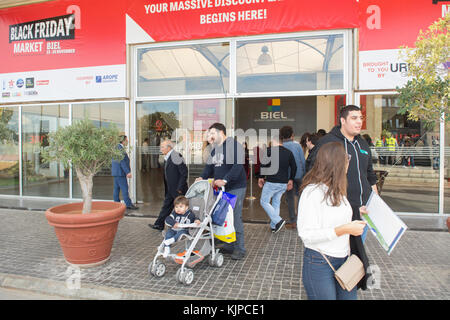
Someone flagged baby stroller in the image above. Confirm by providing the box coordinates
[148,180,225,285]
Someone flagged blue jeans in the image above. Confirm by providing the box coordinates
[302,248,357,300]
[113,176,133,207]
[164,228,188,244]
[222,187,247,254]
[260,182,287,229]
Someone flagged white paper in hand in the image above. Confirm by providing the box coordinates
[363,192,408,255]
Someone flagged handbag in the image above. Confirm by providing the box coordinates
[318,250,365,292]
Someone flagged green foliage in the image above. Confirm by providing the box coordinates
[396,14,449,124]
[397,77,449,123]
[0,109,15,141]
[42,118,124,178]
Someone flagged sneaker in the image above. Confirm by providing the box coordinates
[272,219,286,234]
[231,250,246,260]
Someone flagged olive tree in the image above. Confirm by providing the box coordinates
[43,118,124,213]
[397,14,449,123]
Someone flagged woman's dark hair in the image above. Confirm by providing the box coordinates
[300,142,348,206]
[300,132,311,149]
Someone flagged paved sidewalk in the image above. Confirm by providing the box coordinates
[0,208,448,300]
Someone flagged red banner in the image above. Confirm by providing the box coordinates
[358,0,448,51]
[126,0,359,43]
[0,0,126,73]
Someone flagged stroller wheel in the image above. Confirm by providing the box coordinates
[214,253,224,267]
[182,268,194,285]
[175,268,183,283]
[209,252,224,267]
[149,261,166,278]
[176,268,194,285]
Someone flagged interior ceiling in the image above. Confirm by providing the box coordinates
[139,37,343,81]
[0,0,54,9]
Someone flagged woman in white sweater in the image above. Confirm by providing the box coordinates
[297,142,367,300]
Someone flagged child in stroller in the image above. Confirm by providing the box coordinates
[159,196,201,258]
[148,180,225,285]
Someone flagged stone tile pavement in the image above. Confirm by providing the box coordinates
[0,208,448,300]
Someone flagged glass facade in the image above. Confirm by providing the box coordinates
[236,35,344,93]
[0,102,125,200]
[72,102,125,200]
[0,31,447,216]
[137,42,230,97]
[0,107,19,195]
[360,94,443,213]
[22,104,69,197]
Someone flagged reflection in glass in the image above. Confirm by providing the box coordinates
[137,43,230,96]
[22,105,70,197]
[0,107,19,195]
[362,94,439,213]
[237,35,344,93]
[72,102,125,200]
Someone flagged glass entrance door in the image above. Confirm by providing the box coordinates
[136,101,179,206]
[136,99,232,206]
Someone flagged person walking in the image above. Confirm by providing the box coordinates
[196,123,247,260]
[306,105,377,291]
[304,133,319,173]
[258,135,297,233]
[149,139,188,231]
[297,142,367,300]
[279,126,305,229]
[112,135,138,210]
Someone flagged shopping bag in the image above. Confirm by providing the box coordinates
[211,197,229,226]
[212,204,236,243]
[211,190,237,226]
[213,189,237,209]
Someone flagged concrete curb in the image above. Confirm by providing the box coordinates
[0,272,209,300]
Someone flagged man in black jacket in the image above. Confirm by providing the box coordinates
[307,105,378,290]
[258,135,297,234]
[196,123,247,260]
[149,139,188,231]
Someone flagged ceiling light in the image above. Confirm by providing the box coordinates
[257,45,272,65]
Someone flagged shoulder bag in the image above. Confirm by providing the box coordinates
[319,250,365,292]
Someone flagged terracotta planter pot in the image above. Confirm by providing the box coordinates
[447,217,450,232]
[45,201,125,267]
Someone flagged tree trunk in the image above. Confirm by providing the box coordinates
[76,168,94,214]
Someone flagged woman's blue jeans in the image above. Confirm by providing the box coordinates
[302,248,357,300]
